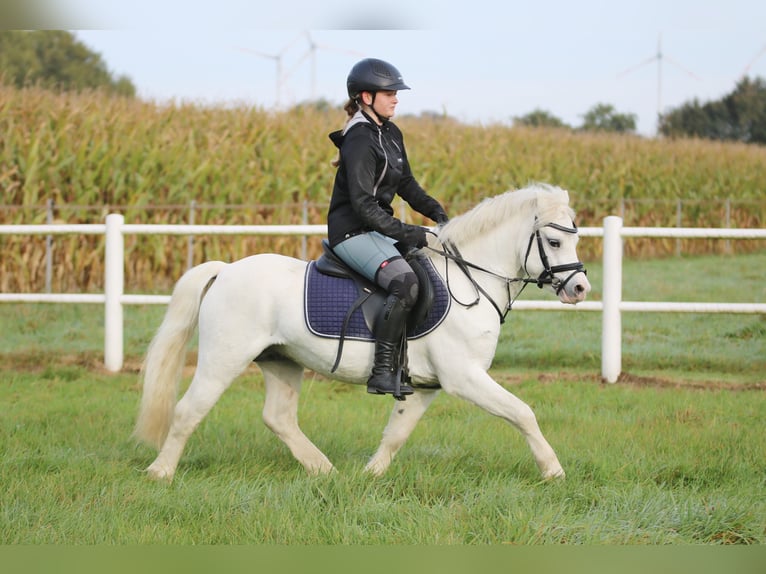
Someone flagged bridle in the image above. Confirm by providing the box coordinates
[426,219,586,324]
[523,220,587,296]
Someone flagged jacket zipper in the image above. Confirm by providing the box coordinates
[372,126,388,197]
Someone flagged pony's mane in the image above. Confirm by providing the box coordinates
[438,183,574,245]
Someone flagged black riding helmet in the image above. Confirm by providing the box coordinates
[347,58,410,99]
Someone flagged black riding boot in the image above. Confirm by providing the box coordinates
[367,294,414,399]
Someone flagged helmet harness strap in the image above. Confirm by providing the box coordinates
[356,91,389,124]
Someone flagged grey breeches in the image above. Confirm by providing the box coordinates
[332,231,419,309]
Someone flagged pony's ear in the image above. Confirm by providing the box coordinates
[539,184,569,205]
[531,184,573,229]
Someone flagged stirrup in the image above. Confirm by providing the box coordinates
[366,370,414,400]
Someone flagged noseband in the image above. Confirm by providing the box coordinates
[524,220,587,295]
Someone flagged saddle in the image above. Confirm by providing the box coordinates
[304,240,450,373]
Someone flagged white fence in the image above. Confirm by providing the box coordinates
[1,214,765,382]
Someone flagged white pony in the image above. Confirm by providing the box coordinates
[134,184,591,481]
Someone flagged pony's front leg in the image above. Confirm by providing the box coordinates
[365,389,439,476]
[445,368,564,480]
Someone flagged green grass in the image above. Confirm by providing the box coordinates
[0,252,764,544]
[1,368,764,544]
[495,251,765,383]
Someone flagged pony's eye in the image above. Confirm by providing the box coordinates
[548,238,561,248]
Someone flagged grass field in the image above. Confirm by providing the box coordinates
[1,367,764,545]
[0,253,764,544]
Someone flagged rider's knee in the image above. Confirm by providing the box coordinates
[375,258,419,308]
[394,272,419,309]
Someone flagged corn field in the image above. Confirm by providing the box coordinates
[1,85,765,292]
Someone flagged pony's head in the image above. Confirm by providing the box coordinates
[436,183,590,304]
[522,185,590,304]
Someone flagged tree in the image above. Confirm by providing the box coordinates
[513,109,570,129]
[0,30,135,96]
[727,77,766,144]
[579,103,637,134]
[657,99,709,139]
[659,77,766,144]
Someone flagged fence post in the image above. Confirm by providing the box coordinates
[724,198,732,255]
[104,213,124,372]
[45,199,53,293]
[602,216,623,383]
[187,200,196,270]
[676,199,682,257]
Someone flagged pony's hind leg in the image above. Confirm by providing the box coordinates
[145,357,251,481]
[365,389,439,476]
[259,360,334,475]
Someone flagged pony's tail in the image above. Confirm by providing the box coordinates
[133,260,227,450]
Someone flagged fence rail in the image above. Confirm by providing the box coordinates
[1,215,765,382]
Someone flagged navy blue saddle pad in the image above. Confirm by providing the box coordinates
[304,257,450,341]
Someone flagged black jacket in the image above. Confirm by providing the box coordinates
[327,111,447,248]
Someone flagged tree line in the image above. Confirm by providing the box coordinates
[514,78,766,145]
[1,30,764,145]
[0,30,135,96]
[657,77,766,144]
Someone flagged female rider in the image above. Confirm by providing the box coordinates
[327,58,448,398]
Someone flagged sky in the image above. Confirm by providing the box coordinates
[11,0,766,136]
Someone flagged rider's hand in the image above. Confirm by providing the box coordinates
[403,225,428,248]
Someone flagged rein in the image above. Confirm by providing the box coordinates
[426,220,586,324]
[432,240,518,324]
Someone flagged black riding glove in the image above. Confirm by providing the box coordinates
[402,224,428,248]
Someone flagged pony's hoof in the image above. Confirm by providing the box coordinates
[305,463,336,476]
[146,464,174,482]
[541,467,566,481]
[363,459,390,477]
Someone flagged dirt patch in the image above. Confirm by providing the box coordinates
[0,351,199,376]
[612,371,766,392]
[493,369,765,392]
[1,351,104,372]
[2,352,763,392]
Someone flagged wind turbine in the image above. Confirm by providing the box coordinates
[742,44,766,78]
[280,31,365,101]
[235,32,304,106]
[618,33,702,129]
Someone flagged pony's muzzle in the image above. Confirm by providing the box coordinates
[557,269,591,304]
